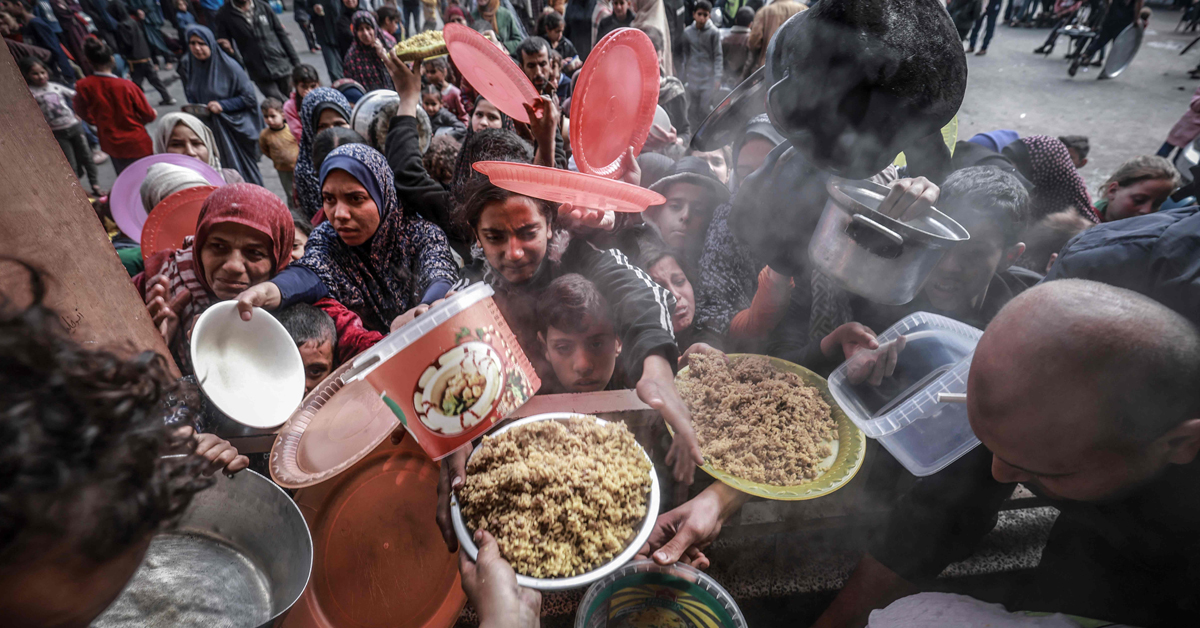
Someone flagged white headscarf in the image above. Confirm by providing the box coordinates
[152,112,224,170]
[139,163,212,215]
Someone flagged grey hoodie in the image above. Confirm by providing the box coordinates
[682,19,722,89]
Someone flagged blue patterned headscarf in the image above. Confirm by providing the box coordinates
[293,143,459,331]
[295,87,353,220]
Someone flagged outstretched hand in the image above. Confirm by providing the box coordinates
[877,177,939,222]
[820,322,879,361]
[145,275,192,344]
[233,282,282,321]
[637,483,749,569]
[460,530,541,628]
[381,48,423,115]
[637,355,703,489]
[436,446,470,552]
[175,426,250,476]
[845,336,908,386]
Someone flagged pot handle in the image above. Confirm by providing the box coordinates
[851,214,904,247]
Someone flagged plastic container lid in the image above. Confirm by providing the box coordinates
[190,301,306,429]
[110,153,225,241]
[473,161,666,212]
[575,559,748,628]
[570,28,660,178]
[139,185,218,261]
[443,23,539,124]
[827,312,983,477]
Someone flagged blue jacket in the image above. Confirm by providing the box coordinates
[1044,206,1200,328]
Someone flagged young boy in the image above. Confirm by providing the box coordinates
[284,63,320,142]
[376,5,404,42]
[422,83,467,139]
[537,10,579,72]
[535,273,624,394]
[72,37,158,175]
[1058,134,1089,169]
[422,56,470,124]
[274,303,338,394]
[113,1,175,106]
[681,0,721,133]
[596,0,634,41]
[258,97,300,211]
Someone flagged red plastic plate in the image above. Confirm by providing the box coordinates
[570,28,660,178]
[139,186,218,262]
[473,161,666,212]
[110,153,224,241]
[443,23,538,124]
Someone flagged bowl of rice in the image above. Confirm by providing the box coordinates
[450,413,660,591]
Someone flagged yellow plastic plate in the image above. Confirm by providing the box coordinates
[674,354,866,501]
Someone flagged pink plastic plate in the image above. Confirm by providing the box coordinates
[139,186,218,262]
[110,153,224,241]
[443,23,539,124]
[473,161,666,212]
[570,28,660,178]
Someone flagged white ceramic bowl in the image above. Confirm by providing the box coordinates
[450,413,661,591]
[190,301,306,429]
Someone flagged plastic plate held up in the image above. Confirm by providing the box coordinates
[673,355,867,501]
[570,28,660,177]
[443,23,539,124]
[473,161,666,212]
[110,153,224,241]
[139,186,218,262]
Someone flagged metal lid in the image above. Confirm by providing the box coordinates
[691,66,767,152]
[827,178,971,246]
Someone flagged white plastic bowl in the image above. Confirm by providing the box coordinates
[190,301,306,429]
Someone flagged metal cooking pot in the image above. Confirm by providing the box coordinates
[92,470,313,628]
[351,89,433,155]
[809,178,970,305]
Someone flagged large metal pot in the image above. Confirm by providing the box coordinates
[350,89,432,155]
[809,178,969,305]
[92,470,313,628]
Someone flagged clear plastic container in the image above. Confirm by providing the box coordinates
[828,312,983,477]
[575,559,747,628]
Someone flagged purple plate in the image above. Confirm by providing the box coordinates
[111,153,225,241]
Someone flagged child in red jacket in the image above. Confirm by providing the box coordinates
[72,38,158,175]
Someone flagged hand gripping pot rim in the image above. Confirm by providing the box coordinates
[342,283,540,460]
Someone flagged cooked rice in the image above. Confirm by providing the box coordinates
[677,354,837,485]
[460,418,652,578]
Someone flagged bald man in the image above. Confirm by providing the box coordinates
[643,280,1200,627]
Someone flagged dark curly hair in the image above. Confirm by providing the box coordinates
[0,260,211,565]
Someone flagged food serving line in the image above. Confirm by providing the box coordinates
[76,20,1062,628]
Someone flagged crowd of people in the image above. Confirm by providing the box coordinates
[4,0,1200,627]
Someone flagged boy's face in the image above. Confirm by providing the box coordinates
[613,0,628,18]
[296,80,319,100]
[381,16,398,33]
[298,338,334,394]
[422,92,443,117]
[423,64,447,86]
[644,181,714,254]
[693,9,709,27]
[263,107,286,130]
[540,318,621,393]
[923,215,1021,315]
[1066,147,1087,169]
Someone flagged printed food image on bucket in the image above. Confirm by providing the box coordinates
[353,285,540,460]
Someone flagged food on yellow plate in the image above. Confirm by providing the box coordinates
[677,354,837,485]
[460,418,652,578]
[392,30,447,61]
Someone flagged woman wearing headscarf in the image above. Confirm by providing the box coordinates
[152,111,246,183]
[236,144,459,332]
[631,0,672,76]
[342,11,395,92]
[133,182,383,372]
[471,0,523,54]
[1002,135,1099,222]
[295,87,354,220]
[179,25,264,185]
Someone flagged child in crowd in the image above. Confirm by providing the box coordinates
[687,146,730,185]
[72,38,158,175]
[681,0,721,133]
[643,156,729,264]
[549,49,572,102]
[259,97,300,211]
[174,0,196,28]
[537,9,579,72]
[20,57,103,197]
[640,246,699,352]
[423,133,462,188]
[422,83,468,139]
[1059,134,1089,169]
[274,303,338,394]
[422,56,470,124]
[1016,209,1094,274]
[376,5,405,41]
[1093,155,1180,222]
[285,63,321,142]
[112,1,176,106]
[596,0,634,41]
[293,216,311,260]
[535,273,624,393]
[1,0,77,83]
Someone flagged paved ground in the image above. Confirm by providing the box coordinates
[78,6,1200,197]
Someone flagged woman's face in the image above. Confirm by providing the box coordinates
[316,108,350,133]
[355,23,376,47]
[292,229,308,261]
[475,196,549,285]
[1103,177,1175,222]
[200,223,275,300]
[648,255,694,331]
[471,99,503,132]
[188,35,211,61]
[323,169,381,246]
[165,122,210,164]
[342,0,358,9]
